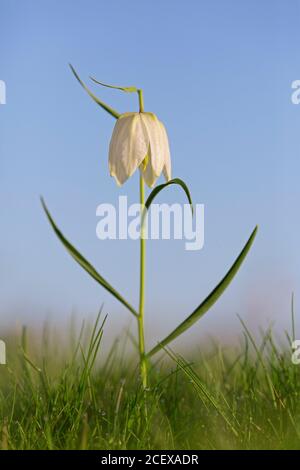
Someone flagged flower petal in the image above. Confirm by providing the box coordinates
[160,121,171,181]
[140,146,159,187]
[140,113,165,177]
[109,113,149,185]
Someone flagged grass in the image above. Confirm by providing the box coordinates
[0,311,300,450]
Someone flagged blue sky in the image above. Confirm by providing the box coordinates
[1,0,300,348]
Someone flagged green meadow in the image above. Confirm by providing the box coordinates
[0,310,299,450]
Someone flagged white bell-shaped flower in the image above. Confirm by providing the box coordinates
[109,112,171,187]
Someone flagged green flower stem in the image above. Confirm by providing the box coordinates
[138,174,147,389]
[137,88,147,389]
[138,89,144,115]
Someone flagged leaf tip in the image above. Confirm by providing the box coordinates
[69,64,83,87]
[252,225,258,238]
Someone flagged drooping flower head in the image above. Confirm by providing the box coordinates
[109,112,171,187]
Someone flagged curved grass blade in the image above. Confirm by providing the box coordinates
[143,178,193,225]
[165,347,239,436]
[147,226,258,358]
[69,64,120,119]
[41,198,138,318]
[90,77,138,93]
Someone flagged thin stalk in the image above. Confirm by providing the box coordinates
[138,89,144,114]
[137,88,148,389]
[138,175,147,388]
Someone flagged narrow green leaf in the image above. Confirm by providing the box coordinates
[90,76,138,93]
[144,178,193,218]
[147,226,258,358]
[41,198,138,318]
[69,64,121,119]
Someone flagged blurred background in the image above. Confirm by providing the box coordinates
[0,0,300,351]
